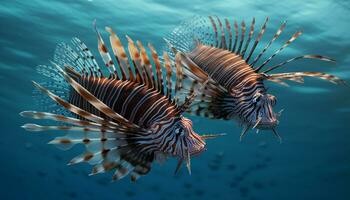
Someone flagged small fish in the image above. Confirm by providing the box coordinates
[164,16,347,142]
[20,21,224,182]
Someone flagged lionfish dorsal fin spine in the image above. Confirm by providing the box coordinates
[245,17,269,63]
[262,54,335,73]
[126,35,146,84]
[208,16,219,47]
[256,30,303,71]
[148,43,164,94]
[215,16,226,49]
[163,52,173,99]
[241,17,255,58]
[137,40,156,89]
[224,18,232,51]
[251,20,286,68]
[93,21,119,78]
[236,20,246,54]
[105,26,135,81]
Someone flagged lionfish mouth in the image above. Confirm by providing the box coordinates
[189,146,206,157]
[240,109,283,142]
[191,133,226,156]
[174,133,226,175]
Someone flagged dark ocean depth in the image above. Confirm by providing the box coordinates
[0,0,349,199]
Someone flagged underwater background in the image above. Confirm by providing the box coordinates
[0,0,349,199]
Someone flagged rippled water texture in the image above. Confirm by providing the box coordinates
[0,0,349,199]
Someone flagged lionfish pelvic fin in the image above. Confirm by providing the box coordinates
[185,148,191,175]
[239,125,251,142]
[252,117,262,129]
[174,158,183,175]
[272,128,282,144]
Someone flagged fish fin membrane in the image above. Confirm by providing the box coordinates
[33,37,102,116]
[170,52,230,118]
[163,16,216,61]
[34,64,70,117]
[22,113,153,182]
[54,38,102,77]
[50,130,153,182]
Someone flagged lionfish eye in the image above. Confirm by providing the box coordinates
[253,95,261,104]
[175,127,184,136]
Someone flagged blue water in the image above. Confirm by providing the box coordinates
[1,0,350,199]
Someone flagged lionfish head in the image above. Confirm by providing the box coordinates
[152,115,225,175]
[236,88,282,142]
[173,117,206,158]
[172,116,226,175]
[248,91,278,129]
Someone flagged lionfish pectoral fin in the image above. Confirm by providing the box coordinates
[185,149,191,175]
[174,158,183,175]
[170,49,228,118]
[175,52,210,112]
[272,128,282,144]
[28,120,153,181]
[25,74,154,181]
[178,79,209,112]
[252,117,262,129]
[201,133,227,140]
[239,125,251,142]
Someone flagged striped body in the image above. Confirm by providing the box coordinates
[70,77,178,128]
[188,45,262,92]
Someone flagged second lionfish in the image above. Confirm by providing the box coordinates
[164,16,347,142]
[20,22,222,181]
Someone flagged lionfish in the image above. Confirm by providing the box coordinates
[164,16,347,142]
[20,22,222,181]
